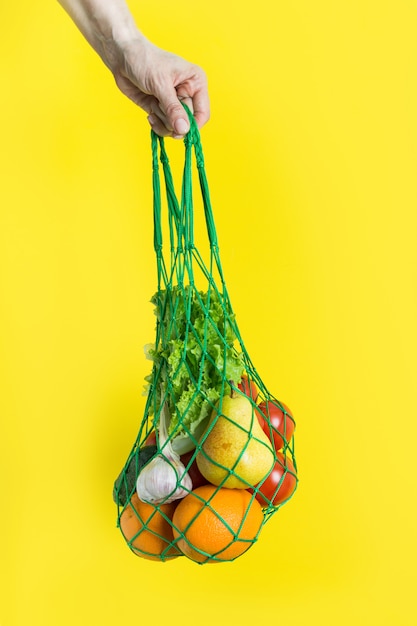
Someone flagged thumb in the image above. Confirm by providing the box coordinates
[157,86,190,136]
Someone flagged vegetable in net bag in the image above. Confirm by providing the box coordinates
[113,107,298,564]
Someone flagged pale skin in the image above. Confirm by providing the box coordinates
[57,0,210,138]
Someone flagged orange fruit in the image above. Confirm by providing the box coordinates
[172,485,264,563]
[119,492,180,561]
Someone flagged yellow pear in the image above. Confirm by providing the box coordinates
[196,391,274,488]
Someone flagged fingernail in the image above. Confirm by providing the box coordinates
[148,115,156,125]
[174,118,189,135]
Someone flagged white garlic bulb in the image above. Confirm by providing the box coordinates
[136,452,192,504]
[136,398,193,504]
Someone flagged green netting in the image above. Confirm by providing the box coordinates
[114,106,298,564]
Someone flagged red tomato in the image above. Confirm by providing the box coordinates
[238,375,258,402]
[252,453,297,507]
[180,451,207,490]
[255,400,295,450]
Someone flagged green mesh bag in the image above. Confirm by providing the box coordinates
[113,106,298,564]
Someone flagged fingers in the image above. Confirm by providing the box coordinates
[190,88,210,130]
[148,91,210,139]
[154,86,191,138]
[178,73,210,130]
[150,65,210,138]
[147,113,171,137]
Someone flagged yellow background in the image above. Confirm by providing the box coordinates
[1,1,416,624]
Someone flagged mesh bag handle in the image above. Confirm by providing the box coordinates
[152,105,218,254]
[151,105,224,296]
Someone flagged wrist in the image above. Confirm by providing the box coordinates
[98,30,148,73]
[92,7,147,72]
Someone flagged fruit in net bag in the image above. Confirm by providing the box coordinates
[172,485,263,563]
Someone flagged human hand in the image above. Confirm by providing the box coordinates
[57,0,209,138]
[111,38,210,139]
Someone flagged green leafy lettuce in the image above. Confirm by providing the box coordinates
[145,285,245,454]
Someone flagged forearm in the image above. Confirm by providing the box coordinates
[57,0,146,70]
